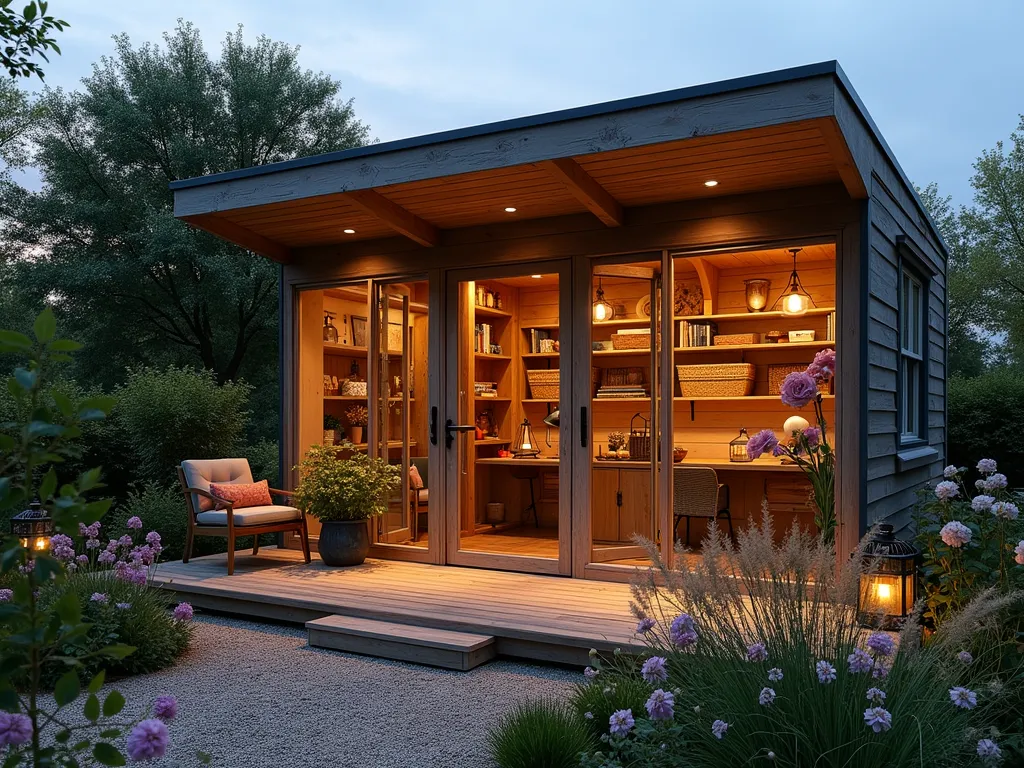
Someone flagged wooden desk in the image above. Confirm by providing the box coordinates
[474,456,801,473]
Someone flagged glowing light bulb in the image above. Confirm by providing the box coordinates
[782,291,808,316]
[875,583,892,600]
[504,207,517,213]
[704,180,718,187]
[594,303,609,321]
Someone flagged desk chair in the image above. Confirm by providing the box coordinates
[508,466,541,527]
[672,465,732,547]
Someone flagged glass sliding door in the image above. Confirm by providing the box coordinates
[444,261,572,575]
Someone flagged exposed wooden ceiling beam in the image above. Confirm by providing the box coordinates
[182,213,291,263]
[538,157,624,227]
[345,189,440,247]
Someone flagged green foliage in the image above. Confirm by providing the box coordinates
[323,414,341,432]
[0,0,68,79]
[246,438,281,488]
[487,698,597,768]
[292,443,400,522]
[0,79,44,167]
[948,372,1024,487]
[114,366,251,481]
[35,571,191,684]
[570,671,650,741]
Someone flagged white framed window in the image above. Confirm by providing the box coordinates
[899,268,925,443]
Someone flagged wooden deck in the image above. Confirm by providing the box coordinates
[153,548,642,665]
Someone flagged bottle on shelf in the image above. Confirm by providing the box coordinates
[323,312,339,344]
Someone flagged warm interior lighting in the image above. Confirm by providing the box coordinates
[592,277,615,322]
[531,274,542,279]
[875,582,892,600]
[343,229,356,234]
[504,207,517,213]
[773,248,815,317]
[703,180,718,187]
[512,418,540,458]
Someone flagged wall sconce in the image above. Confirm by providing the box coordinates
[743,279,771,312]
[10,501,54,553]
[858,524,918,630]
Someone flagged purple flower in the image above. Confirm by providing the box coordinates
[803,426,822,448]
[153,695,178,722]
[866,687,886,704]
[746,429,779,459]
[942,465,960,479]
[126,719,169,761]
[848,648,873,674]
[0,712,32,746]
[977,458,998,475]
[949,686,977,710]
[85,537,100,550]
[746,642,768,662]
[866,633,896,658]
[146,531,162,548]
[126,516,143,530]
[645,689,675,721]
[670,613,698,648]
[957,651,973,665]
[863,706,892,733]
[49,533,76,562]
[116,602,132,610]
[977,739,1002,762]
[0,588,12,602]
[815,660,836,684]
[768,667,784,682]
[173,602,194,622]
[90,592,109,604]
[807,348,835,382]
[584,666,599,680]
[609,709,634,736]
[642,656,669,683]
[871,662,890,680]
[584,711,593,720]
[978,473,1008,492]
[972,495,995,512]
[1015,540,1024,566]
[118,534,133,549]
[780,371,819,408]
[80,521,101,539]
[940,521,972,548]
[636,617,656,634]
[76,554,89,567]
[711,719,729,740]
[97,550,116,565]
[758,687,776,706]
[934,481,959,501]
[772,441,790,457]
[991,501,1019,521]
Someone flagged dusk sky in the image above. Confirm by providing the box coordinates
[18,0,1024,207]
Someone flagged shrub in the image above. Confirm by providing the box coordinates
[246,438,281,488]
[488,698,596,768]
[949,371,1024,488]
[293,442,399,522]
[570,671,650,741]
[114,366,252,481]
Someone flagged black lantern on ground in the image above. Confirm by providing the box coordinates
[858,524,918,630]
[512,418,541,458]
[729,428,753,462]
[10,501,54,552]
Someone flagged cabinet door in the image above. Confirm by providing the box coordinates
[591,468,620,543]
[618,468,653,543]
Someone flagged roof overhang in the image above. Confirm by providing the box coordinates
[170,61,943,263]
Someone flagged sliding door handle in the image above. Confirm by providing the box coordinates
[430,406,438,445]
[580,407,588,448]
[445,419,476,449]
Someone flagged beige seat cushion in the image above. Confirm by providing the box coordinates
[196,505,301,527]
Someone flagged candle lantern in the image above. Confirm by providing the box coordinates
[729,427,753,462]
[743,279,771,312]
[512,418,541,458]
[10,501,54,552]
[858,524,918,630]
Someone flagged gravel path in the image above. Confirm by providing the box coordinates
[107,614,577,767]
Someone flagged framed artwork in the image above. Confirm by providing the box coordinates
[388,322,404,353]
[351,316,367,348]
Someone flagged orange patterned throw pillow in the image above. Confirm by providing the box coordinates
[408,464,424,490]
[209,480,273,509]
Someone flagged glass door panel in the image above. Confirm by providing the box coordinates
[445,262,571,574]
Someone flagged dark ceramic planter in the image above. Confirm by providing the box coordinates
[317,519,370,567]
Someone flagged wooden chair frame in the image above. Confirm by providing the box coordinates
[176,466,311,575]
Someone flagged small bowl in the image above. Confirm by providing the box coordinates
[673,447,688,463]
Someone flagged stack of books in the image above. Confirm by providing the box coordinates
[525,328,552,354]
[595,385,647,399]
[679,319,718,347]
[474,381,499,398]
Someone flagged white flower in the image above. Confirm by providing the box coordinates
[979,473,1008,492]
[976,458,998,475]
[972,495,995,512]
[934,481,959,501]
[991,501,1019,521]
[940,521,972,548]
[943,465,959,479]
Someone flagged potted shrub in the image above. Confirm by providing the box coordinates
[293,443,400,566]
[345,404,369,445]
[323,414,341,445]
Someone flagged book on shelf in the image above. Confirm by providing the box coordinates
[826,311,836,342]
[678,319,718,348]
[474,381,499,398]
[524,328,552,354]
[596,385,649,399]
[474,323,494,354]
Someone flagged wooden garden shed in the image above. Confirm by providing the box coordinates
[170,60,948,582]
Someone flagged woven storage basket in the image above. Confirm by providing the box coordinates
[714,332,760,346]
[526,369,559,400]
[676,363,756,397]
[611,331,651,350]
[768,364,831,396]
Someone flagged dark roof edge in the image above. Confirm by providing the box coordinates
[831,63,948,257]
[169,60,840,191]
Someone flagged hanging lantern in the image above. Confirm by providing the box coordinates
[10,501,54,552]
[771,248,816,317]
[512,418,541,458]
[858,524,918,630]
[743,279,771,312]
[729,427,753,462]
[592,278,615,323]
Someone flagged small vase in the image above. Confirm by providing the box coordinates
[323,430,335,446]
[349,425,364,445]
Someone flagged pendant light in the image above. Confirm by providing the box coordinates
[772,248,815,316]
[592,277,615,322]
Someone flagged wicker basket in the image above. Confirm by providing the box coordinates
[628,413,651,461]
[676,363,756,397]
[714,333,760,346]
[526,369,559,400]
[611,331,651,350]
[768,364,831,396]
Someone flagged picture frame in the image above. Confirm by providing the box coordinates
[351,316,367,348]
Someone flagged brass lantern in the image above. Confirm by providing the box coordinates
[858,524,918,630]
[743,279,771,312]
[10,501,54,552]
[592,278,615,323]
[512,418,541,458]
[729,428,753,463]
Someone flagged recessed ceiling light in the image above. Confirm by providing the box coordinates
[504,206,517,213]
[531,274,542,279]
[343,228,356,234]
[703,180,718,187]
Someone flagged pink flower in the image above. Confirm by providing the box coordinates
[173,602,194,622]
[807,348,835,382]
[0,712,32,746]
[746,429,778,459]
[780,371,819,408]
[1015,541,1024,566]
[940,521,972,548]
[126,719,169,761]
[153,695,177,722]
[126,516,143,530]
[934,481,959,501]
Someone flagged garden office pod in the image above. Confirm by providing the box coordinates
[170,61,948,582]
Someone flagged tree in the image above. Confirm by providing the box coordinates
[0,79,42,167]
[0,21,369,389]
[0,0,67,79]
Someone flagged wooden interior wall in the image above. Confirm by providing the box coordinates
[297,289,325,538]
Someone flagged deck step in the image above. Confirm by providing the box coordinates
[306,615,497,670]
